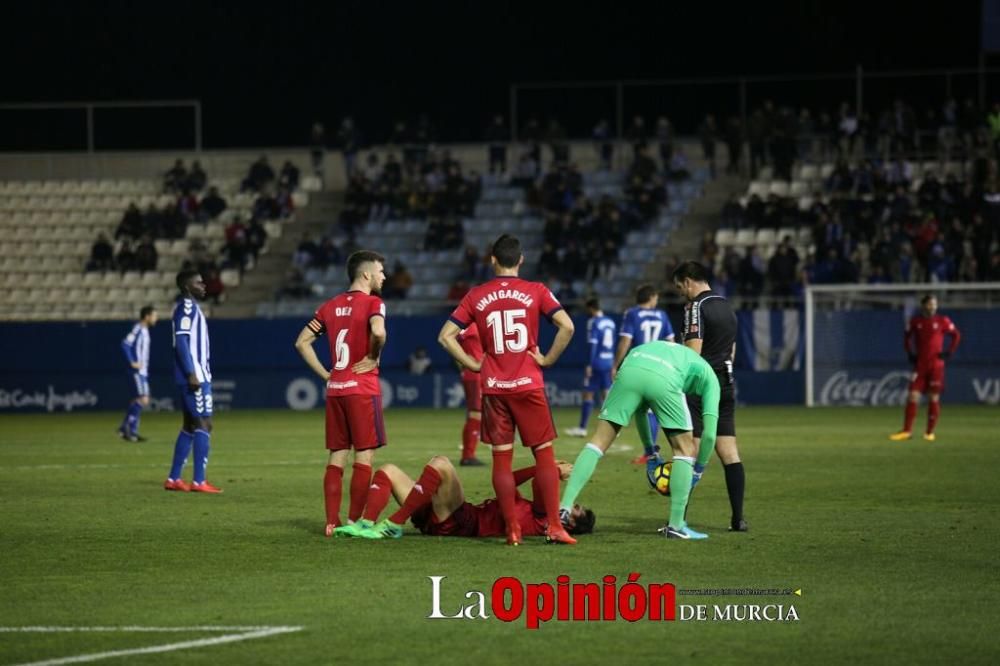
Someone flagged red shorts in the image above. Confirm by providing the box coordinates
[325,394,386,451]
[909,363,945,394]
[462,376,482,412]
[412,503,480,537]
[481,389,557,447]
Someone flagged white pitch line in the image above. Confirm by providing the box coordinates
[6,626,303,666]
[1,461,315,471]
[0,626,301,633]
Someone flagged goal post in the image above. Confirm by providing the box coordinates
[804,282,1000,407]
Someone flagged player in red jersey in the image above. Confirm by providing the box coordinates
[438,234,577,545]
[457,324,485,466]
[334,455,595,540]
[295,250,388,536]
[889,295,961,442]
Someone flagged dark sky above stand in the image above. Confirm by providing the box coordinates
[0,1,987,149]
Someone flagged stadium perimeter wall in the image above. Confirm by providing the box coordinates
[1,311,996,412]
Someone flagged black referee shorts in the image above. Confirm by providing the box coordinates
[686,383,736,438]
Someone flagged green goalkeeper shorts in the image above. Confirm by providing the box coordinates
[598,365,693,432]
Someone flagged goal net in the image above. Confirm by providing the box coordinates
[805,283,1000,406]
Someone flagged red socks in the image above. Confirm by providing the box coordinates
[903,401,917,432]
[323,465,344,527]
[388,465,442,525]
[927,401,940,434]
[363,469,394,522]
[491,448,517,527]
[462,417,481,460]
[348,463,372,522]
[531,445,562,530]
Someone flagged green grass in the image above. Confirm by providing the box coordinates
[1,406,998,665]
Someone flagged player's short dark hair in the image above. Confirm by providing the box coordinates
[175,269,199,292]
[568,508,596,535]
[635,284,657,304]
[585,298,601,311]
[671,261,710,284]
[346,250,386,282]
[491,234,522,268]
[139,305,155,320]
[921,293,937,305]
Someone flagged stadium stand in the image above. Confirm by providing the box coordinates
[0,166,318,321]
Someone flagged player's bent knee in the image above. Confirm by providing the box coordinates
[428,455,453,472]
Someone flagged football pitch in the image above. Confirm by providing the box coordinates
[1,405,998,665]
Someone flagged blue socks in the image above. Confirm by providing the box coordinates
[169,431,194,480]
[121,402,143,436]
[644,411,660,455]
[579,399,594,429]
[193,429,211,484]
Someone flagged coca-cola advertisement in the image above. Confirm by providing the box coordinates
[815,367,1000,406]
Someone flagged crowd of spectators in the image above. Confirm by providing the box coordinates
[710,151,1000,301]
[87,157,299,277]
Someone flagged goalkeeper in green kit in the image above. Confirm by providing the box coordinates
[559,340,720,540]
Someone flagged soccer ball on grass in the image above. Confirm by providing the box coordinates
[646,461,672,496]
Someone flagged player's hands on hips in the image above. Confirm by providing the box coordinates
[351,357,379,374]
[691,463,705,489]
[465,358,482,373]
[529,347,551,367]
[556,461,573,480]
[187,373,200,392]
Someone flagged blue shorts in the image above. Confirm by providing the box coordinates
[584,368,613,393]
[178,382,213,417]
[130,372,150,398]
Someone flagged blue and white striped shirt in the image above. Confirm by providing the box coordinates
[172,297,212,384]
[122,323,151,376]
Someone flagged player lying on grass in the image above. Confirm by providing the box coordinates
[333,455,595,541]
[558,340,720,540]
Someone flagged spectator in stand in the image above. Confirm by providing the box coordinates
[725,114,743,175]
[222,234,250,274]
[626,116,647,158]
[593,119,613,170]
[116,203,144,240]
[225,215,247,244]
[178,189,199,221]
[337,117,361,178]
[747,109,767,178]
[408,347,432,375]
[242,156,275,193]
[204,267,225,304]
[383,261,414,299]
[837,103,859,157]
[768,237,800,300]
[134,235,158,273]
[555,280,578,308]
[698,114,718,178]
[276,187,296,219]
[293,234,319,268]
[280,161,300,191]
[310,122,327,183]
[246,218,268,262]
[200,186,227,220]
[738,245,765,302]
[87,234,114,272]
[486,115,509,174]
[547,119,570,166]
[186,161,207,192]
[164,159,187,193]
[116,240,136,272]
[655,116,675,169]
[537,242,560,280]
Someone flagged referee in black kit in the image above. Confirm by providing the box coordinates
[671,261,748,532]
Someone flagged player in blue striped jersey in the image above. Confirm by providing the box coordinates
[117,305,158,442]
[613,284,675,465]
[566,298,616,437]
[164,269,222,493]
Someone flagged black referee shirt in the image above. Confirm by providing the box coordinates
[682,289,738,383]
